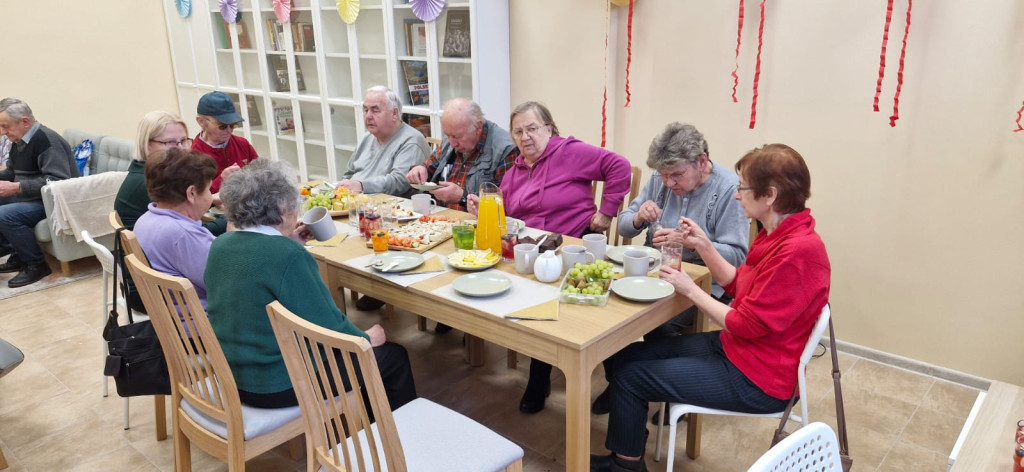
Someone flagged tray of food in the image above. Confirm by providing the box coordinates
[365,219,458,252]
[558,260,614,306]
[300,181,360,217]
[446,249,501,271]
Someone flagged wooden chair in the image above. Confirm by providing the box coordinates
[125,254,305,471]
[107,211,166,440]
[266,301,524,472]
[654,305,832,470]
[425,136,442,152]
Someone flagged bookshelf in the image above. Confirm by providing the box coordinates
[162,0,509,183]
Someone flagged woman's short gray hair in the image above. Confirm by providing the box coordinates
[646,122,709,170]
[220,159,300,229]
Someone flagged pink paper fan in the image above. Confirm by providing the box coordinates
[219,0,238,23]
[336,0,361,24]
[274,0,292,24]
[411,0,445,22]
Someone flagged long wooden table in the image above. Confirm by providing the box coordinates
[949,381,1024,471]
[308,213,712,470]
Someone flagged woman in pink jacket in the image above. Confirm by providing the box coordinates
[471,101,632,414]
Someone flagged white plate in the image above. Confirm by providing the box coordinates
[447,250,501,271]
[395,211,423,222]
[410,182,441,192]
[372,252,425,273]
[452,272,512,297]
[610,277,675,302]
[606,245,661,264]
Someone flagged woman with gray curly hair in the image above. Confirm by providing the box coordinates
[205,160,416,409]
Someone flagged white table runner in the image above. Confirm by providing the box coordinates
[431,270,560,318]
[342,250,448,287]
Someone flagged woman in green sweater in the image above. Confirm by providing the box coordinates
[205,159,416,409]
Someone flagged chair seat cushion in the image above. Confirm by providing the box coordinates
[321,397,523,472]
[180,394,301,441]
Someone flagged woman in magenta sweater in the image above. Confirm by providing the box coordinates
[468,101,632,414]
[590,144,831,472]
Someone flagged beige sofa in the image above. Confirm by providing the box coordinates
[34,129,135,276]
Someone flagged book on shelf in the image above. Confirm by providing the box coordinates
[274,105,295,135]
[299,23,315,52]
[221,19,251,49]
[400,60,429,106]
[404,19,427,57]
[234,95,261,127]
[266,19,287,51]
[268,55,305,92]
[403,113,431,138]
[442,10,471,58]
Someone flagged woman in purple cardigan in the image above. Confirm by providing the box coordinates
[470,101,632,414]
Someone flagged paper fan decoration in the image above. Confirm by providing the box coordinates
[274,0,292,24]
[174,0,192,18]
[219,0,238,23]
[410,0,445,22]
[337,0,360,24]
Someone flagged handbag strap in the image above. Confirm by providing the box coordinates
[828,314,851,457]
[772,384,799,443]
[111,226,135,324]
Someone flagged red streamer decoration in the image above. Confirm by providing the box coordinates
[889,0,912,127]
[873,0,894,112]
[749,0,766,129]
[730,0,744,103]
[601,0,610,147]
[1014,100,1024,132]
[624,0,634,107]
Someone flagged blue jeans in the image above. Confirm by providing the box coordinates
[0,196,46,263]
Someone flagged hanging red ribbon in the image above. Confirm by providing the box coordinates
[624,0,634,107]
[873,0,894,112]
[730,0,744,103]
[601,0,611,147]
[748,0,766,129]
[1014,100,1024,132]
[889,0,912,127]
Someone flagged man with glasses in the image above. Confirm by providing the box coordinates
[0,98,78,287]
[591,122,749,416]
[191,91,258,194]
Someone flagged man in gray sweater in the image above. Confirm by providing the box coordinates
[337,86,429,197]
[0,98,78,287]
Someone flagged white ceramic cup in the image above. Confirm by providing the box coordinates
[514,243,539,274]
[581,233,607,261]
[411,194,436,215]
[301,206,337,242]
[561,245,596,272]
[622,249,653,277]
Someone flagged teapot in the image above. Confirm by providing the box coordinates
[533,250,562,283]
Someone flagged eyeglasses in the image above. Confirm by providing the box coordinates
[658,165,696,183]
[206,118,240,130]
[736,186,754,192]
[511,123,548,138]
[150,137,193,148]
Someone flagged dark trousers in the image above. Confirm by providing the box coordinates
[0,197,46,263]
[239,341,417,412]
[603,331,788,457]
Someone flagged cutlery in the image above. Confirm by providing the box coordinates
[364,258,384,268]
[380,261,401,272]
[535,233,548,248]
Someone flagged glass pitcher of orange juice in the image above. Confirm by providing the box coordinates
[475,182,507,255]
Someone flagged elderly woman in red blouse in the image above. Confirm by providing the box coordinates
[591,144,831,472]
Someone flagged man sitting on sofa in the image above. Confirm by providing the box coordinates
[191,91,258,194]
[0,98,78,287]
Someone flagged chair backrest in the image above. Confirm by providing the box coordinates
[109,210,123,230]
[119,228,150,267]
[599,164,643,246]
[425,136,442,153]
[267,301,406,472]
[793,304,832,425]
[124,254,244,438]
[81,230,116,275]
[747,422,843,472]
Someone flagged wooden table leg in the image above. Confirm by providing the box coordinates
[686,276,713,459]
[561,348,592,471]
[464,334,485,367]
[317,261,346,312]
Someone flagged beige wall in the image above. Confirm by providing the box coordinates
[1,1,179,140]
[5,1,1022,383]
[511,0,1024,384]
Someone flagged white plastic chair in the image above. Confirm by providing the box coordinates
[747,422,843,471]
[81,230,151,431]
[656,305,832,471]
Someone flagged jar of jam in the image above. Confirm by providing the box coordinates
[362,211,382,239]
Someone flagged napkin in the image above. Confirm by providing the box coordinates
[306,233,348,247]
[399,255,445,275]
[504,298,559,321]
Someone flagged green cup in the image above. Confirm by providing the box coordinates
[452,225,475,250]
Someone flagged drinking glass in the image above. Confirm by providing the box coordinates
[452,225,476,250]
[371,229,390,254]
[661,242,683,271]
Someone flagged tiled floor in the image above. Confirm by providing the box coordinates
[0,273,981,471]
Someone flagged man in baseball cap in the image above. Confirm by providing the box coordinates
[192,91,259,193]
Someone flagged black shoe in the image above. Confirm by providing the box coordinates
[518,378,552,414]
[355,295,385,311]
[649,409,687,425]
[592,387,611,415]
[8,261,52,288]
[0,256,25,274]
[0,247,10,259]
[590,453,648,472]
[435,322,453,334]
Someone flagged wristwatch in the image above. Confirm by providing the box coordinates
[458,188,468,207]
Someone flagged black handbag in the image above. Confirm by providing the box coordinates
[101,227,171,397]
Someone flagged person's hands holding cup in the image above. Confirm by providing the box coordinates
[300,206,337,242]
